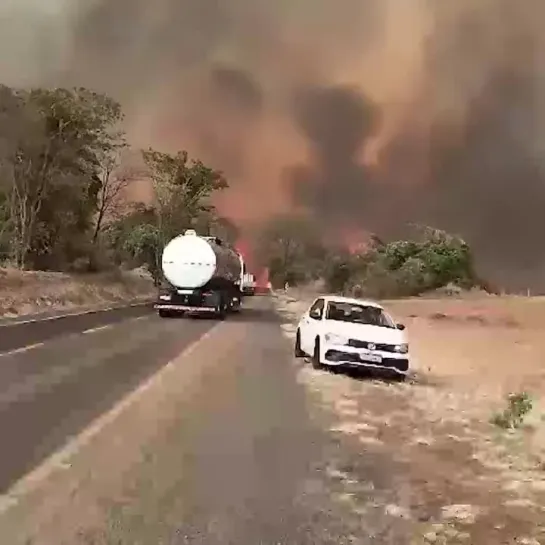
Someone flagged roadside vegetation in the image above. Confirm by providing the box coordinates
[257,213,488,298]
[0,84,233,314]
[491,392,534,430]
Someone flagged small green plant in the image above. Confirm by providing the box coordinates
[491,392,533,429]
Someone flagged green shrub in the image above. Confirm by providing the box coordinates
[123,224,162,284]
[325,226,480,298]
[491,392,533,429]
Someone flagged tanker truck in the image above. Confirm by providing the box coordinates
[154,229,245,319]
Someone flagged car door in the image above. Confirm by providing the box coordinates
[300,298,325,354]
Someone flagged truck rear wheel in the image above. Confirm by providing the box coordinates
[158,309,172,318]
[210,292,225,320]
[216,301,227,320]
[230,295,241,313]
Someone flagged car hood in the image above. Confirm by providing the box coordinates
[323,320,405,344]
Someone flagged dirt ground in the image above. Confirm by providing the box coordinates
[0,267,155,317]
[275,290,545,544]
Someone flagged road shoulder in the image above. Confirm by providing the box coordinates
[274,291,545,544]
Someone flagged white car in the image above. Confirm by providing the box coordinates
[294,295,409,378]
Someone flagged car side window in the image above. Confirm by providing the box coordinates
[308,298,324,320]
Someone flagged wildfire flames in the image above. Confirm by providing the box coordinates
[235,238,269,289]
[342,231,372,256]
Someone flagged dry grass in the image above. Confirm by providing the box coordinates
[386,296,545,396]
[0,267,155,317]
[275,290,545,544]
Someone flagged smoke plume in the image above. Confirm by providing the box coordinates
[1,0,545,288]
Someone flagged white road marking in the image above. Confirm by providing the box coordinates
[0,323,220,516]
[79,315,150,335]
[0,343,45,358]
[0,317,161,406]
[0,315,153,358]
[0,300,151,328]
[82,324,113,334]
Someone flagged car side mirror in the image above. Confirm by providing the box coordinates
[309,309,322,320]
[396,323,405,331]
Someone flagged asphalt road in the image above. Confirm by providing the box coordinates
[0,296,406,544]
[0,303,214,492]
[0,302,153,355]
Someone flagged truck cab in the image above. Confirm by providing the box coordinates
[242,273,256,295]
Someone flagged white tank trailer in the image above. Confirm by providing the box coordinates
[154,229,245,318]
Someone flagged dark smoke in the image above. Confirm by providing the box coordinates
[68,0,237,98]
[284,3,545,290]
[413,1,545,289]
[189,65,264,177]
[429,72,545,266]
[2,0,545,288]
[287,86,385,231]
[208,66,263,117]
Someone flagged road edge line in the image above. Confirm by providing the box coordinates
[0,323,220,515]
[0,300,153,328]
[0,315,151,359]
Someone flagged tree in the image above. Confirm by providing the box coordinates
[257,214,326,287]
[323,249,357,293]
[325,226,479,297]
[0,86,125,269]
[123,223,162,284]
[31,88,125,270]
[103,203,157,266]
[0,85,45,267]
[91,140,130,247]
[142,148,228,245]
[0,83,237,276]
[416,226,475,289]
[193,211,240,245]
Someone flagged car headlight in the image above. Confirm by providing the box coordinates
[324,333,349,345]
[394,343,408,354]
[159,294,171,301]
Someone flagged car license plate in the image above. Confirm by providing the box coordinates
[359,351,382,363]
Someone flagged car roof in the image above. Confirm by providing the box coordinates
[314,295,384,309]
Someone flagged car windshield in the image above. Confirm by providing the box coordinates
[325,301,395,328]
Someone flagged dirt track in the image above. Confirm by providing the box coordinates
[276,291,545,544]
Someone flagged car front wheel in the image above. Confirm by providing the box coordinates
[312,338,323,370]
[295,329,305,358]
